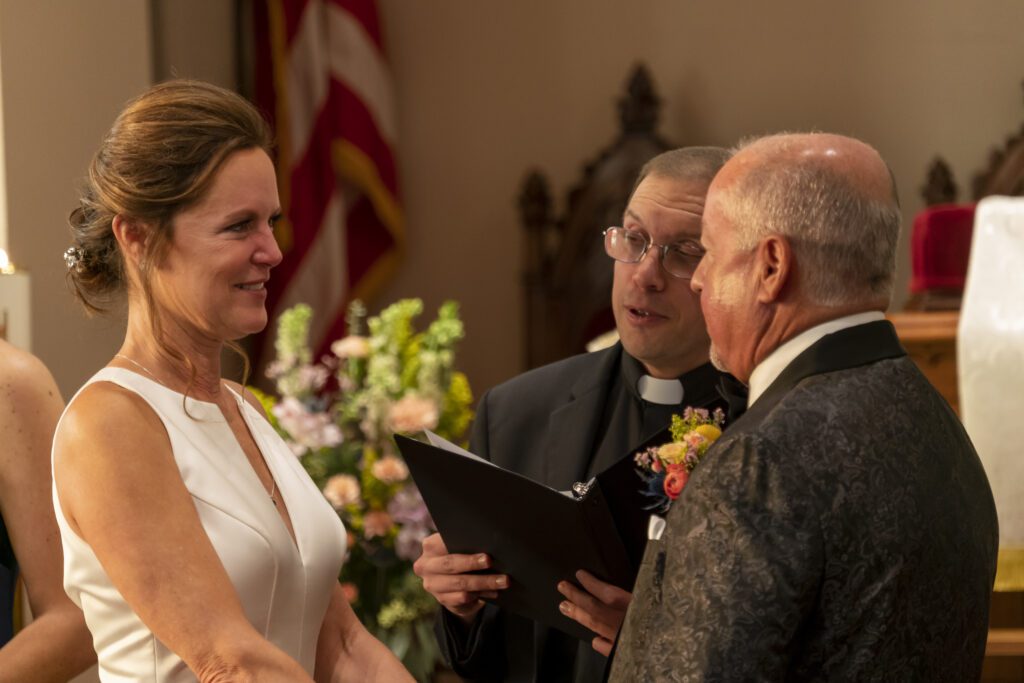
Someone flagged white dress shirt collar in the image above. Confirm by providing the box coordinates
[746,310,886,408]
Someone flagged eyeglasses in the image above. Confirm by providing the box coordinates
[602,226,705,279]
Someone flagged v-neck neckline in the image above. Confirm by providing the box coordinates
[221,389,302,557]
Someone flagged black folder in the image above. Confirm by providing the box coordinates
[395,431,661,641]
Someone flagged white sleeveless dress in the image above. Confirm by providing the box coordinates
[52,368,346,682]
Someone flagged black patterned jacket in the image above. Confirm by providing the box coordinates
[611,321,998,683]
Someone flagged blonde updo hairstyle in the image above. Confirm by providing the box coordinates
[67,80,273,384]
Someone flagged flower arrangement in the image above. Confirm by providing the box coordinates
[633,407,725,513]
[256,298,473,681]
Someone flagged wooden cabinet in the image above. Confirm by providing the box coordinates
[887,310,960,412]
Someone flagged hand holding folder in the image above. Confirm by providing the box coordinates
[396,431,653,641]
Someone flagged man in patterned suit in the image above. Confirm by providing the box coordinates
[611,133,999,681]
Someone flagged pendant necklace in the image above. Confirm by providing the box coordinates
[113,353,278,506]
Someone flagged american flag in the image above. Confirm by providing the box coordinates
[252,0,403,370]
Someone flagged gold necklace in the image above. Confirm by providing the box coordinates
[114,353,161,383]
[113,353,278,505]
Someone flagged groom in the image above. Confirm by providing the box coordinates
[611,133,999,681]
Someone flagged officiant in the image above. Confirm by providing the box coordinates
[413,146,735,682]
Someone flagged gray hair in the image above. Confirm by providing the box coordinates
[720,136,901,307]
[630,146,732,197]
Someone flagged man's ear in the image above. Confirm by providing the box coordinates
[111,215,146,266]
[754,234,792,303]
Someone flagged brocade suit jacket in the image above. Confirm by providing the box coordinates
[435,343,723,682]
[610,321,999,682]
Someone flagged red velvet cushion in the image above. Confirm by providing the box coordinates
[910,203,976,293]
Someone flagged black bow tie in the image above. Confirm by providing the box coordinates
[717,374,749,425]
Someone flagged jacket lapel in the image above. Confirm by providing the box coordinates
[732,320,906,432]
[542,345,622,490]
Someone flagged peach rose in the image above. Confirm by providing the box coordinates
[371,454,409,484]
[323,474,361,509]
[363,510,393,539]
[331,335,371,359]
[388,394,440,433]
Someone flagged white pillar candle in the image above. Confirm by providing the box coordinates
[0,249,31,351]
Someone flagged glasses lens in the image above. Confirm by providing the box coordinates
[604,228,646,263]
[662,241,704,278]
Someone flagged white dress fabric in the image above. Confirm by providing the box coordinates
[52,368,346,681]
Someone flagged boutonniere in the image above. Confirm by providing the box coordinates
[634,407,725,513]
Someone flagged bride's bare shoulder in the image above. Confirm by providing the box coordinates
[57,377,165,455]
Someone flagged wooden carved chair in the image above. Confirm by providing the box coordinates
[518,64,672,370]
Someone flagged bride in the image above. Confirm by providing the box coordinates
[52,79,412,682]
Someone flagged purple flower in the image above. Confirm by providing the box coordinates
[388,486,433,528]
[395,525,431,561]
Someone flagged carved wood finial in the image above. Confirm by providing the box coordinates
[618,63,661,135]
[921,157,958,206]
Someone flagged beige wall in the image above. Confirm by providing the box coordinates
[11,1,1024,400]
[0,0,152,399]
[374,0,1024,397]
[151,0,237,90]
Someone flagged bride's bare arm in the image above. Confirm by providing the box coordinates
[314,583,413,683]
[54,382,312,683]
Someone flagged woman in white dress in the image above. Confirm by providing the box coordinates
[52,80,412,682]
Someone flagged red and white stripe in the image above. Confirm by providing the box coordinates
[255,0,403,370]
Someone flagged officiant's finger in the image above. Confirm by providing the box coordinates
[558,597,615,642]
[591,636,613,658]
[576,570,631,609]
[422,572,509,597]
[414,548,493,577]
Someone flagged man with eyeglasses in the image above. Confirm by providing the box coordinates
[415,147,739,682]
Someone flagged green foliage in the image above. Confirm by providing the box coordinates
[266,298,473,681]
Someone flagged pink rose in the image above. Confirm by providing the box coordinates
[363,510,393,539]
[388,394,440,433]
[663,466,690,500]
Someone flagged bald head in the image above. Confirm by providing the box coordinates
[731,133,898,204]
[714,132,901,307]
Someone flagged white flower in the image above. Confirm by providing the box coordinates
[323,474,361,509]
[371,455,409,484]
[331,335,371,359]
[388,394,440,434]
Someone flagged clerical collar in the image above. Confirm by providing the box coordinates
[621,351,720,406]
[747,311,886,408]
[636,375,683,405]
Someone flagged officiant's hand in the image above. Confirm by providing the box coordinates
[557,570,632,657]
[414,533,509,624]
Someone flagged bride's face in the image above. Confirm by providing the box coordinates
[151,147,282,342]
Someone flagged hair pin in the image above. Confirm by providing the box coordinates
[64,246,84,272]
